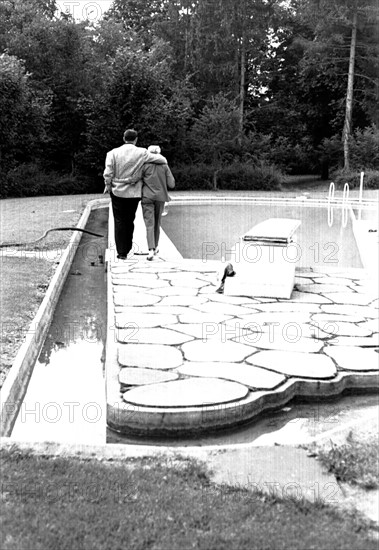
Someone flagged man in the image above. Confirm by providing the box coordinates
[103,129,167,259]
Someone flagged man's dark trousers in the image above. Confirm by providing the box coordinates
[110,192,140,257]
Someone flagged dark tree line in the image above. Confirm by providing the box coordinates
[0,0,378,197]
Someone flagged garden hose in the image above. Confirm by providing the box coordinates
[0,227,104,248]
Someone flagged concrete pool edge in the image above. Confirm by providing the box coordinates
[0,198,109,437]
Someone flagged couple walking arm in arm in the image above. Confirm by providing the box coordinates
[103,129,175,260]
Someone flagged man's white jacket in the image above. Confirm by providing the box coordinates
[104,143,167,198]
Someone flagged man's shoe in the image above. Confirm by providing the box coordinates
[147,249,154,261]
[117,254,127,260]
[154,248,159,255]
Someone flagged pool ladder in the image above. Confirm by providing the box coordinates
[328,181,350,228]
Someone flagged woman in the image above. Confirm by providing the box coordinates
[141,145,175,260]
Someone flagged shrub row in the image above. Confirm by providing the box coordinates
[0,161,282,198]
[172,162,282,191]
[0,163,101,198]
[332,169,379,190]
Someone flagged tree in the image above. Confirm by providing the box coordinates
[0,53,50,175]
[107,0,170,47]
[190,94,240,188]
[299,0,379,170]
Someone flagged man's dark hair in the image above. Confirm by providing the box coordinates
[123,129,138,142]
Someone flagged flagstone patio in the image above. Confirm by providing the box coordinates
[106,212,378,436]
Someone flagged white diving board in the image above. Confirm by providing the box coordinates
[224,218,302,299]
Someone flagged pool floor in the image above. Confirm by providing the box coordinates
[162,203,363,268]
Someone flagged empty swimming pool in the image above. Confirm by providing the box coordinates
[162,201,363,268]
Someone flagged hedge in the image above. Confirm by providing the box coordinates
[172,162,282,191]
[332,169,379,190]
[1,161,283,198]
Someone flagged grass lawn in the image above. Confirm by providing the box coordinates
[1,446,378,550]
[0,194,104,250]
[0,257,55,387]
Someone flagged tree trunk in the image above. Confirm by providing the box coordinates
[342,9,357,171]
[238,0,246,145]
[238,32,246,145]
[213,169,220,190]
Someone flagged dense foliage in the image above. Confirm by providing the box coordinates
[0,0,378,197]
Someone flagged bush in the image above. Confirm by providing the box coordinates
[171,163,214,190]
[2,160,282,197]
[172,162,282,191]
[268,136,319,175]
[332,169,379,190]
[350,125,379,170]
[218,162,282,190]
[318,135,343,170]
[320,125,379,175]
[0,163,102,198]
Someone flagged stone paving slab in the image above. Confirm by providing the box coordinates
[321,304,378,317]
[147,286,200,296]
[236,333,324,353]
[176,362,286,390]
[115,313,178,328]
[123,378,249,408]
[251,302,323,313]
[119,368,179,387]
[311,312,367,323]
[324,292,377,306]
[118,344,183,370]
[114,305,194,316]
[112,278,170,289]
[360,319,379,332]
[178,312,233,324]
[159,295,208,307]
[246,351,337,379]
[117,327,194,345]
[234,311,312,325]
[181,339,256,362]
[287,291,333,304]
[313,321,373,337]
[193,302,259,316]
[296,283,353,294]
[106,226,379,436]
[325,347,379,370]
[328,334,379,346]
[113,292,161,307]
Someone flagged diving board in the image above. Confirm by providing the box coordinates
[224,218,301,299]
